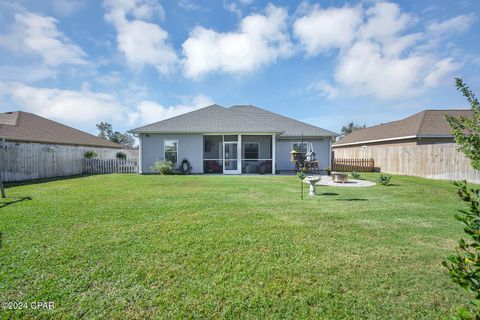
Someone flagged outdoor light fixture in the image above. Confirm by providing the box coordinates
[290,149,298,163]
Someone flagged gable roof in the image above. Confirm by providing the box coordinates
[333,109,473,147]
[129,104,337,137]
[0,111,122,148]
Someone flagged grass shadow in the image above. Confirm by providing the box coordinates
[4,174,94,188]
[319,192,339,196]
[0,196,32,208]
[335,198,368,201]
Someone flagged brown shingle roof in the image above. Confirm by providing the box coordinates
[0,111,122,148]
[333,109,473,147]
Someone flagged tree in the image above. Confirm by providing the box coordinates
[340,122,366,136]
[444,79,480,319]
[445,78,480,170]
[109,131,135,147]
[96,122,113,140]
[96,122,135,147]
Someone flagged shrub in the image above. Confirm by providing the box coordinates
[377,174,392,186]
[351,171,361,179]
[151,160,174,175]
[443,181,480,318]
[84,150,97,159]
[116,151,127,160]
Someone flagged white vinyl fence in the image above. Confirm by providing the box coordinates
[83,159,138,174]
[0,141,138,182]
[333,143,480,184]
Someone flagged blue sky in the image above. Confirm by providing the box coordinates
[0,0,479,136]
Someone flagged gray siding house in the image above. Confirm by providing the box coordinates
[129,105,337,174]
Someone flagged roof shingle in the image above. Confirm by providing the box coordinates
[333,109,473,146]
[0,111,122,148]
[130,104,337,137]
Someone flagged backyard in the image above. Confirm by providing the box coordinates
[0,173,472,319]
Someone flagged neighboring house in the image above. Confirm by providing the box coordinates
[332,109,479,183]
[129,105,337,174]
[0,111,137,182]
[333,110,473,151]
[0,111,122,148]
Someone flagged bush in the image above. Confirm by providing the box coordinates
[116,152,127,160]
[84,150,97,159]
[351,171,361,179]
[443,181,480,318]
[151,160,174,175]
[377,174,392,186]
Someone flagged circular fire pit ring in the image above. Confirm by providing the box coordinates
[305,175,376,188]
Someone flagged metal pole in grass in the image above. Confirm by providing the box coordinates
[0,178,4,199]
[0,141,5,198]
[297,171,305,200]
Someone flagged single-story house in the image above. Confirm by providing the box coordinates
[129,104,337,174]
[332,109,479,183]
[0,111,122,149]
[333,109,473,151]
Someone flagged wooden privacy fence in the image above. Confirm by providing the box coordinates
[333,158,375,172]
[333,143,480,184]
[0,141,138,182]
[83,159,138,174]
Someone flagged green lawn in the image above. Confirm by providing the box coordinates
[0,173,473,319]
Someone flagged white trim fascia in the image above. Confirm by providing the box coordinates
[202,132,282,135]
[138,135,143,174]
[332,135,417,147]
[272,134,276,175]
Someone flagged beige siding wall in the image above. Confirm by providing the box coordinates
[0,141,138,182]
[333,143,480,183]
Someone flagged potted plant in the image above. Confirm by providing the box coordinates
[324,166,331,176]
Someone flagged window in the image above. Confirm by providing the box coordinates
[244,142,259,159]
[164,140,178,163]
[292,142,308,155]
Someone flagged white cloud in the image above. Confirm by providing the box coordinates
[103,0,178,75]
[358,2,414,41]
[182,4,293,78]
[0,82,127,126]
[335,41,425,99]
[0,81,213,130]
[0,12,87,66]
[427,13,476,35]
[423,58,462,88]
[308,80,339,99]
[178,0,200,11]
[293,5,362,55]
[51,0,86,16]
[295,1,473,99]
[128,94,214,125]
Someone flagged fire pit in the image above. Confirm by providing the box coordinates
[332,173,348,183]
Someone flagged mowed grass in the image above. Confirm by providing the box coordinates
[0,173,474,319]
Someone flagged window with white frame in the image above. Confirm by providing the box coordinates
[292,142,308,155]
[164,140,178,163]
[243,142,259,159]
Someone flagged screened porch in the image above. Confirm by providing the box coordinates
[203,135,274,174]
